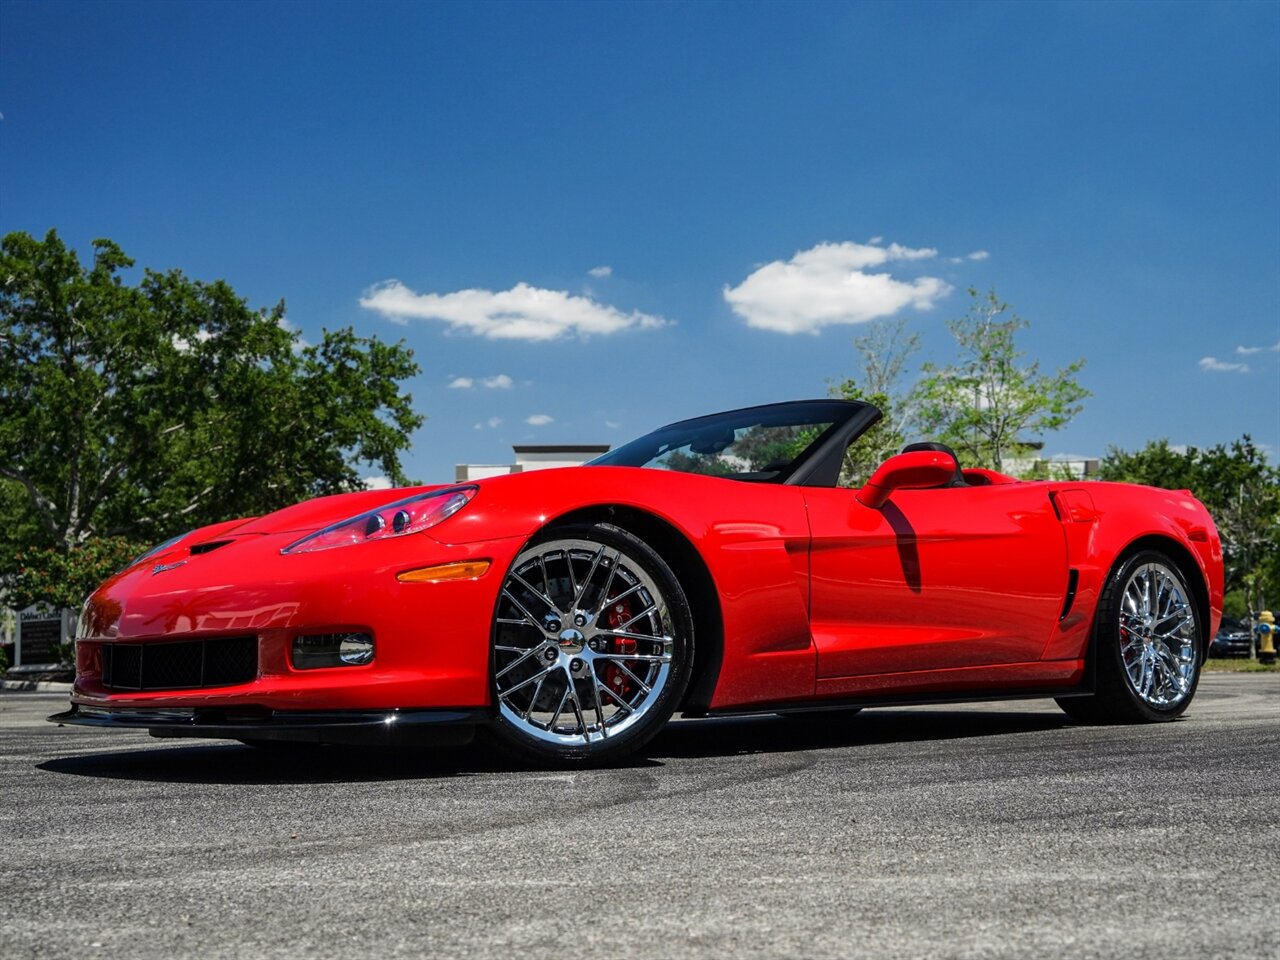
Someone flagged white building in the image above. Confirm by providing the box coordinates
[456,444,610,482]
[1003,456,1102,479]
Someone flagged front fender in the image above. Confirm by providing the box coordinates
[428,467,819,708]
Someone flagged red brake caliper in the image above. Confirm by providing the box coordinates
[603,593,638,701]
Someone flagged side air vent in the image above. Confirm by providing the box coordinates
[1059,569,1080,621]
[190,540,232,555]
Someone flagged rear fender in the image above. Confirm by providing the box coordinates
[1040,483,1223,661]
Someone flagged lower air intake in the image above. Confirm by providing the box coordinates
[101,636,258,691]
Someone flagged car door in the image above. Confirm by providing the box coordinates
[803,483,1068,679]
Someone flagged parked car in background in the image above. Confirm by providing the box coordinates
[1209,617,1253,658]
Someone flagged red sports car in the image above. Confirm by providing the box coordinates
[51,399,1223,765]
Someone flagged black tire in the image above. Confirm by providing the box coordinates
[484,523,694,766]
[1056,549,1203,724]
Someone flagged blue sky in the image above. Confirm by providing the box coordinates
[3,0,1278,483]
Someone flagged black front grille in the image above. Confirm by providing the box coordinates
[101,636,258,691]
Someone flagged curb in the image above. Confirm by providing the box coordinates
[1,680,73,692]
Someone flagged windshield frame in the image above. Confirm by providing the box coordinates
[587,399,883,487]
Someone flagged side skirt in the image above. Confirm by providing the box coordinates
[708,684,1095,717]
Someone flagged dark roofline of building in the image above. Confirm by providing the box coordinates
[512,444,610,454]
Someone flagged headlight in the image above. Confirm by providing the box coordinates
[280,486,477,554]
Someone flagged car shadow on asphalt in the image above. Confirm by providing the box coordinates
[36,707,1072,785]
[37,740,507,784]
[648,708,1071,760]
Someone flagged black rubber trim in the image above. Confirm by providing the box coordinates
[48,705,488,746]
[709,684,1095,717]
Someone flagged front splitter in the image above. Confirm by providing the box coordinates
[48,704,489,747]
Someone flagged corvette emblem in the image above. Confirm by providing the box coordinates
[151,560,187,576]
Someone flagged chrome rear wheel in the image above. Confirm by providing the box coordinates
[1118,561,1198,709]
[1057,549,1203,724]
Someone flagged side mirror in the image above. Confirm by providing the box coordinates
[855,451,957,509]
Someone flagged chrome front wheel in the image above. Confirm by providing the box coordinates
[488,524,693,764]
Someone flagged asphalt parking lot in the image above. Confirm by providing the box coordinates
[2,676,1278,960]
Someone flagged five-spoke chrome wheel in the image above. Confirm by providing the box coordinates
[489,524,692,762]
[1118,561,1198,708]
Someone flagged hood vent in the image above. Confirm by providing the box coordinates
[190,540,232,555]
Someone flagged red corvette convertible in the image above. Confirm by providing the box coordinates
[51,400,1223,764]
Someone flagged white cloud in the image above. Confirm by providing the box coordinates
[1199,356,1250,373]
[488,416,502,428]
[1236,339,1280,356]
[605,420,621,430]
[171,328,214,353]
[449,373,513,390]
[363,476,393,490]
[587,265,613,278]
[360,280,667,341]
[723,241,952,334]
[947,250,991,264]
[526,414,554,426]
[278,316,310,353]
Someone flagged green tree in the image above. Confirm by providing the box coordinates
[0,229,424,595]
[1100,436,1280,615]
[660,424,817,478]
[830,317,921,485]
[912,288,1089,473]
[6,537,143,610]
[730,424,820,473]
[660,450,740,477]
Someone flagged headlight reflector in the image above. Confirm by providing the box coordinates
[281,486,477,554]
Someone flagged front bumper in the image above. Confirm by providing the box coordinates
[48,703,489,746]
[70,528,528,714]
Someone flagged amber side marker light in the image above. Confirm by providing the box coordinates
[397,560,492,583]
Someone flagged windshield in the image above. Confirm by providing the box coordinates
[589,399,873,483]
